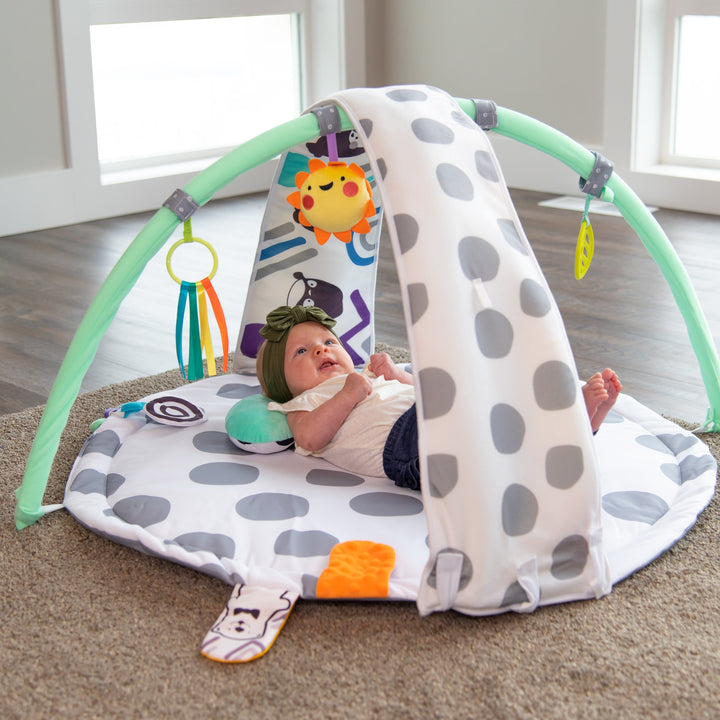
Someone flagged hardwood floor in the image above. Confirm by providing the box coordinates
[1,189,719,424]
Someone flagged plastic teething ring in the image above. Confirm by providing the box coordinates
[166,234,218,285]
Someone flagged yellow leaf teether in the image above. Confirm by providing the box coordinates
[575,217,595,279]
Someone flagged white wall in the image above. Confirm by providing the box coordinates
[0,0,67,177]
[366,0,606,146]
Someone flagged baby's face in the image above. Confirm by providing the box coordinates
[283,322,355,396]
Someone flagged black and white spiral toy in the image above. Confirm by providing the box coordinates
[144,396,207,427]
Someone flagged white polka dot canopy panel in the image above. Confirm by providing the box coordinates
[330,86,610,614]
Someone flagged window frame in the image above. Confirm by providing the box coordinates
[1,0,364,234]
[659,0,720,169]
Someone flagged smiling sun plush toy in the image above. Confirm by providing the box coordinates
[287,159,376,245]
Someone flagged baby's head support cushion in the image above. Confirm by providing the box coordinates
[258,305,338,403]
[225,393,293,454]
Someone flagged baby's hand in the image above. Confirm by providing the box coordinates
[342,371,372,404]
[369,352,397,381]
[369,353,413,385]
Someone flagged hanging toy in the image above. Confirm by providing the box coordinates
[286,132,376,246]
[574,194,595,280]
[166,220,229,381]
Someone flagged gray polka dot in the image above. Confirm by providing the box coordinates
[189,462,259,485]
[235,493,309,521]
[426,548,472,591]
[418,367,456,420]
[349,492,424,517]
[520,278,551,317]
[69,469,107,495]
[490,404,525,454]
[602,491,669,524]
[112,495,171,527]
[679,454,716,483]
[658,433,698,455]
[475,150,499,182]
[545,445,584,489]
[376,157,387,179]
[386,88,427,102]
[359,118,373,137]
[458,236,500,282]
[82,430,121,458]
[533,361,577,411]
[551,535,588,580]
[106,473,125,496]
[217,384,260,400]
[498,219,528,255]
[502,484,539,536]
[407,283,429,323]
[302,573,319,597]
[604,410,624,424]
[501,581,530,607]
[306,468,364,487]
[193,430,249,455]
[394,213,419,254]
[173,531,235,559]
[437,163,474,201]
[411,118,454,144]
[427,454,458,498]
[636,434,674,455]
[475,309,513,358]
[661,463,682,484]
[274,529,338,557]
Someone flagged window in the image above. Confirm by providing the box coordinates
[90,14,301,184]
[663,7,720,165]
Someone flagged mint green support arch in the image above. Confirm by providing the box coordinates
[15,98,720,530]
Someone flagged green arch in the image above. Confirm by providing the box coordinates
[15,99,720,530]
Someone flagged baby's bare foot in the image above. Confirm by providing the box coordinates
[583,369,622,432]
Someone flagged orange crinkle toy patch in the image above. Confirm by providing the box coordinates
[316,540,396,599]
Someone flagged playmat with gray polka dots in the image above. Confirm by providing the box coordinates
[64,86,716,616]
[64,374,715,612]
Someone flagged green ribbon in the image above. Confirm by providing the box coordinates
[259,305,337,402]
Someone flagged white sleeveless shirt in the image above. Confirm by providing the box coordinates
[268,367,415,478]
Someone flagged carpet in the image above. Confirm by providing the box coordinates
[2,348,720,720]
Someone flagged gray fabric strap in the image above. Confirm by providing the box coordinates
[311,104,342,135]
[579,152,614,198]
[162,189,199,221]
[473,99,498,130]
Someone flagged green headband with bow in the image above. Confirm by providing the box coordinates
[259,305,338,402]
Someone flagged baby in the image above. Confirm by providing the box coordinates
[258,305,622,491]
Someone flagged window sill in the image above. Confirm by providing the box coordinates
[100,156,225,186]
[634,163,720,183]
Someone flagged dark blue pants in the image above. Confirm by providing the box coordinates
[382,405,421,491]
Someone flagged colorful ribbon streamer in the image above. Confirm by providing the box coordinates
[175,277,228,381]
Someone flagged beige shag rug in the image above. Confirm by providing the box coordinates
[2,348,719,720]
